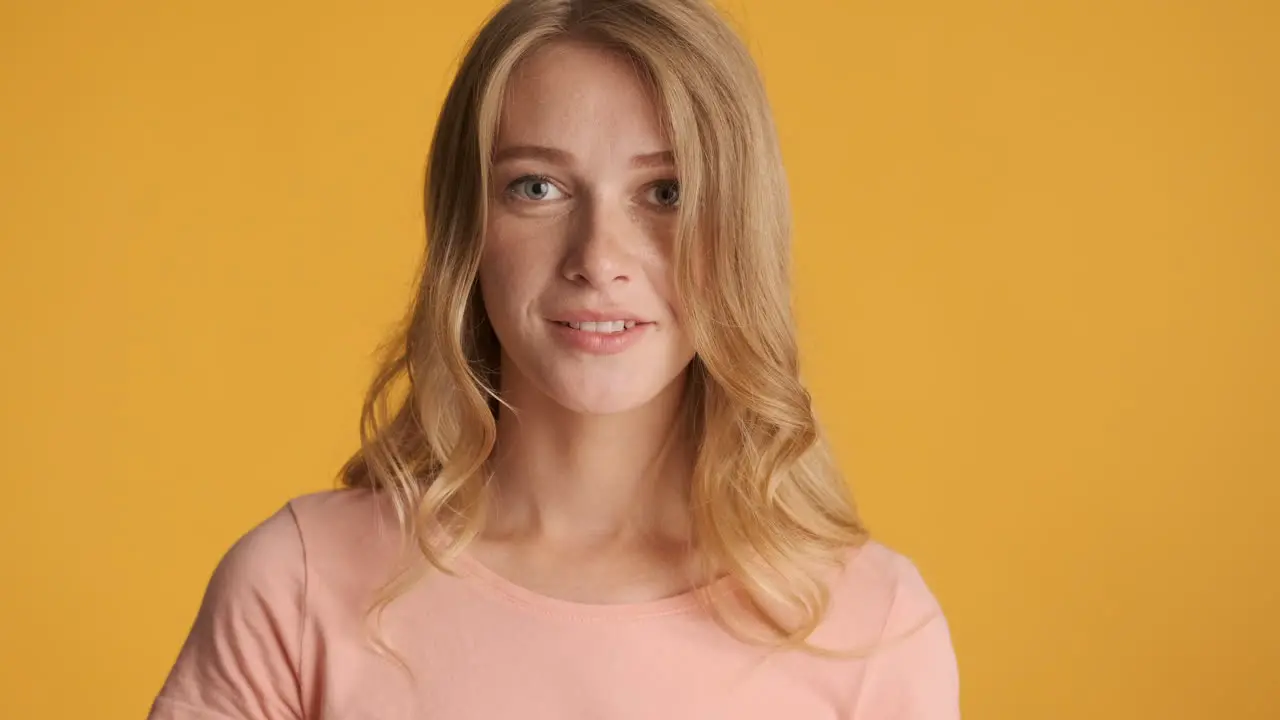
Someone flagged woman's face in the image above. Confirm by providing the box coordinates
[479,40,696,416]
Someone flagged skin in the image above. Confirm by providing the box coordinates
[472,39,703,604]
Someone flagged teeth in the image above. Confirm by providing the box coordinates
[565,320,637,333]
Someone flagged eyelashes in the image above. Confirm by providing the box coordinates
[503,174,681,209]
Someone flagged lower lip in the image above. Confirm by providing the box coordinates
[548,321,651,355]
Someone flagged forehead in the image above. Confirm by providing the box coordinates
[496,40,668,154]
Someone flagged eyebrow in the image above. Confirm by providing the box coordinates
[491,145,675,169]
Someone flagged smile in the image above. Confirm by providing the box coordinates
[548,318,651,355]
[557,320,638,333]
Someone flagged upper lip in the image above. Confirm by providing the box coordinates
[550,309,651,324]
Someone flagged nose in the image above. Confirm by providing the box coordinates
[560,196,635,288]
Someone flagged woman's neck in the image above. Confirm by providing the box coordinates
[483,372,693,548]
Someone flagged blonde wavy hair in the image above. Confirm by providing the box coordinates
[340,0,868,652]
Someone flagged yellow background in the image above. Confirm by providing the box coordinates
[2,0,1276,717]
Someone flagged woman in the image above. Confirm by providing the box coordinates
[150,0,960,717]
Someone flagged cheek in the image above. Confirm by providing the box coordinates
[479,224,544,322]
[641,246,681,316]
[478,249,514,323]
[638,218,681,305]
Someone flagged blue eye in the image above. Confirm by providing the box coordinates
[508,175,564,201]
[648,180,680,207]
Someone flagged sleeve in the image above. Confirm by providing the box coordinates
[148,504,308,720]
[851,556,961,719]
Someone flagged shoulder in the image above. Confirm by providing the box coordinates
[214,488,389,566]
[821,540,961,718]
[205,488,403,609]
[151,489,405,717]
[153,493,377,719]
[843,540,944,634]
[816,540,944,642]
[203,499,305,601]
[284,486,400,544]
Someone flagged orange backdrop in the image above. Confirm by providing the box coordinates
[2,1,1276,718]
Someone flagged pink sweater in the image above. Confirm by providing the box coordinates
[149,490,959,719]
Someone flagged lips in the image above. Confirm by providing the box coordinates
[551,310,650,325]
